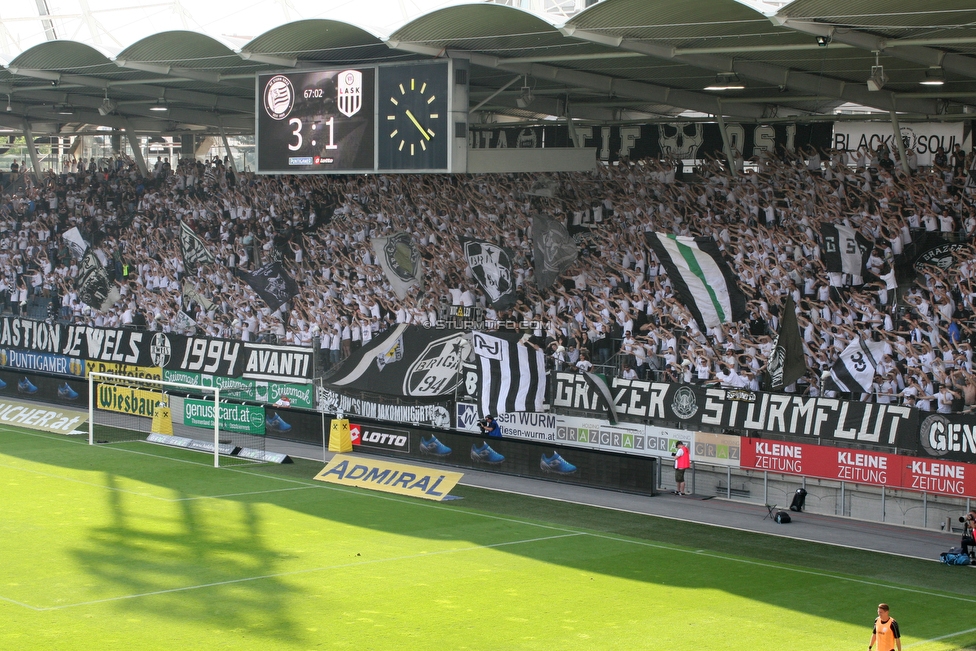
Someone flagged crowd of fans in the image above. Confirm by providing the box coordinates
[0,139,975,412]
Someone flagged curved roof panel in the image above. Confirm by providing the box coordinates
[117,32,243,69]
[242,20,403,65]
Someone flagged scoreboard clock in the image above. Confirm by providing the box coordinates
[257,68,376,173]
[377,62,450,171]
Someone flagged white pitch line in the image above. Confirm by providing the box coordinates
[24,532,584,611]
[904,625,976,648]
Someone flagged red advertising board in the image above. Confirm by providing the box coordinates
[741,438,976,498]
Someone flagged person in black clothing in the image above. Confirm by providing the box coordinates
[962,510,976,563]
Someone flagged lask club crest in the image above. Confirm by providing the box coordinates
[337,70,363,118]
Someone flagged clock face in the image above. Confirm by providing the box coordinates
[378,63,449,171]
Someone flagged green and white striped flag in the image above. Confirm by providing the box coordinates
[645,233,747,332]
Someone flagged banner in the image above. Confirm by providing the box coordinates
[327,325,469,400]
[179,221,215,276]
[0,398,87,434]
[741,437,976,498]
[831,122,969,166]
[472,331,546,415]
[372,232,422,299]
[0,349,84,376]
[160,369,315,409]
[316,385,453,429]
[62,226,89,260]
[826,338,885,394]
[96,384,165,418]
[314,455,463,501]
[459,237,517,309]
[160,334,244,378]
[552,373,917,449]
[235,262,300,311]
[350,421,411,453]
[917,413,976,464]
[85,361,161,381]
[911,231,972,272]
[182,398,265,435]
[242,341,314,383]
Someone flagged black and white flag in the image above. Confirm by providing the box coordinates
[825,337,885,394]
[472,331,547,415]
[62,227,89,260]
[76,249,120,312]
[821,224,871,277]
[372,232,422,299]
[532,214,578,290]
[235,262,300,311]
[179,221,215,276]
[460,237,517,309]
[763,295,807,391]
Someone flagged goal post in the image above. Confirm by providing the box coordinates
[89,371,227,467]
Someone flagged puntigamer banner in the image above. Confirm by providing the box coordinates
[552,373,917,450]
[183,398,266,434]
[0,348,84,376]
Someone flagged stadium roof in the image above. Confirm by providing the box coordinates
[0,0,974,136]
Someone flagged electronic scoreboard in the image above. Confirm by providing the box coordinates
[256,61,460,174]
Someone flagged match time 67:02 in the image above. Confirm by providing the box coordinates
[303,88,325,99]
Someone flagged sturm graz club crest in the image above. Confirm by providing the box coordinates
[463,239,514,306]
[264,75,294,120]
[671,386,699,419]
[384,233,420,282]
[336,69,363,118]
[150,333,171,367]
[403,334,471,397]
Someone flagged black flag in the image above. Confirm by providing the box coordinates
[532,214,577,290]
[179,221,215,276]
[235,262,300,311]
[763,295,807,391]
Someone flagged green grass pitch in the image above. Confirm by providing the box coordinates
[2,425,975,651]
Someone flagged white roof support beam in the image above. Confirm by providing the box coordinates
[560,26,941,115]
[772,17,976,81]
[386,39,773,119]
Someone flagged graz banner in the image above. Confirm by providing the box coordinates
[552,373,917,449]
[242,341,314,383]
[740,438,976,498]
[317,385,453,429]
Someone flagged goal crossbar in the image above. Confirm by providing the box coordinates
[88,371,223,468]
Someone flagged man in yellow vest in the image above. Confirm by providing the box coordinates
[868,603,901,651]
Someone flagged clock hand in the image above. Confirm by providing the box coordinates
[405,109,431,141]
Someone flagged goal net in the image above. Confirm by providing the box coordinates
[88,372,268,467]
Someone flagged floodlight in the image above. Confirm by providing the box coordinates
[920,68,945,86]
[866,52,887,92]
[705,73,744,91]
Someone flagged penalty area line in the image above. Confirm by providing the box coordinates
[27,532,584,611]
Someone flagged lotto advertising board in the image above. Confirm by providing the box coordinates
[740,438,976,498]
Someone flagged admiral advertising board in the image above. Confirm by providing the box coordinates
[740,438,976,498]
[552,373,917,450]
